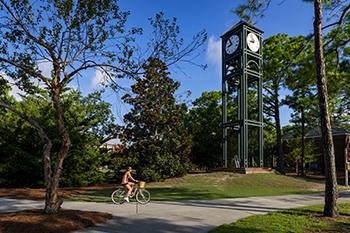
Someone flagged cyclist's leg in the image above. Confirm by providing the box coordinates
[130,182,137,195]
[123,184,131,202]
[125,184,132,197]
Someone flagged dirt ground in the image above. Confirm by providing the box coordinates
[0,209,112,233]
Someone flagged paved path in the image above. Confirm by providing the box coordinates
[1,191,350,233]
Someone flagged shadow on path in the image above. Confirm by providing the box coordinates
[0,198,43,213]
[77,215,214,233]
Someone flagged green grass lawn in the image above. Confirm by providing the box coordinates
[209,202,350,233]
[66,172,326,202]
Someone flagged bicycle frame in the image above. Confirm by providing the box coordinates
[129,186,139,198]
[111,184,150,205]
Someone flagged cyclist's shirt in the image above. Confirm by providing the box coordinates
[121,172,129,185]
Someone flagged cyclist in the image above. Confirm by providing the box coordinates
[121,166,138,202]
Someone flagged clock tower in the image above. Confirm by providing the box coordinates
[221,21,263,168]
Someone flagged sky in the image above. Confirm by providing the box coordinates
[108,0,315,126]
[8,0,317,126]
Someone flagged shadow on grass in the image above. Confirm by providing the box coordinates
[208,225,265,233]
[145,187,315,200]
[66,188,115,202]
[66,186,225,202]
[289,174,350,186]
[66,185,321,203]
[149,187,227,201]
[277,208,324,217]
[289,174,325,184]
[279,202,350,218]
[330,220,350,232]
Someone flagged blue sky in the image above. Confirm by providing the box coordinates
[97,0,315,126]
[9,0,317,125]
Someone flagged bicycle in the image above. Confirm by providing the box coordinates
[111,181,151,205]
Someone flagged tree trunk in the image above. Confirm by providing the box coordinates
[44,77,71,214]
[274,87,285,174]
[301,106,305,176]
[313,0,338,217]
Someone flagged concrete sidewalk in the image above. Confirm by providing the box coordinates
[1,191,350,233]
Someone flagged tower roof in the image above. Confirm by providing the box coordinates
[221,21,264,38]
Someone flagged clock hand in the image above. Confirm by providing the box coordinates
[227,39,232,47]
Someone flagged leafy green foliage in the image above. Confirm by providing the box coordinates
[284,137,320,170]
[186,90,276,169]
[186,91,222,168]
[0,90,115,187]
[263,34,307,172]
[120,58,191,181]
[324,23,350,126]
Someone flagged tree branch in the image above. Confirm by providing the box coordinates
[0,101,49,142]
[62,60,140,86]
[0,57,51,87]
[0,0,57,62]
[322,3,350,31]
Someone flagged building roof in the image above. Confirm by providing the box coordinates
[305,127,350,138]
[282,127,350,140]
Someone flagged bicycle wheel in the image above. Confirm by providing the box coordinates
[111,188,126,204]
[136,189,151,204]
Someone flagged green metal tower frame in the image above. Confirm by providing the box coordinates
[222,21,263,168]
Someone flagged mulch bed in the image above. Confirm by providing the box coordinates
[0,188,55,200]
[0,184,117,200]
[0,209,112,233]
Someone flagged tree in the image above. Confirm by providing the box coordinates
[323,23,350,127]
[284,133,319,174]
[284,44,319,176]
[234,0,350,217]
[0,1,206,213]
[263,34,306,174]
[186,91,222,168]
[0,90,116,187]
[313,0,338,217]
[121,57,191,181]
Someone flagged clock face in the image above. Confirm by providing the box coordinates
[246,32,260,52]
[225,35,239,54]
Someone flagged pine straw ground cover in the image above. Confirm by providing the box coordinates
[0,209,112,233]
[0,185,112,200]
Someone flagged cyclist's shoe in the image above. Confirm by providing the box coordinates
[124,197,130,202]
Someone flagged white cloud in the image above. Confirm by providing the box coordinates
[91,69,107,88]
[0,71,25,100]
[37,61,53,78]
[34,61,52,90]
[206,36,222,69]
